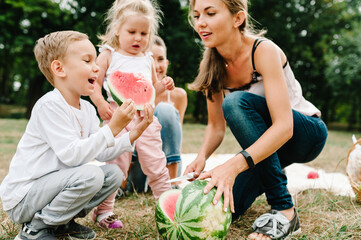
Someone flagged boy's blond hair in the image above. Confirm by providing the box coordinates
[99,0,161,52]
[34,30,88,86]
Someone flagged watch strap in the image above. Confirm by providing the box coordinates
[239,150,255,169]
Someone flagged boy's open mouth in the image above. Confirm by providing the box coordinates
[88,79,95,84]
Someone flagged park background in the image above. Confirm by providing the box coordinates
[1,0,361,239]
[1,0,361,128]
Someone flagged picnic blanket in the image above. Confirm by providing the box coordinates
[90,153,354,197]
[179,154,355,197]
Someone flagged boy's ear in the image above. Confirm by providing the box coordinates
[233,10,246,28]
[51,60,66,78]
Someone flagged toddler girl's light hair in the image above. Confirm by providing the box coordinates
[187,0,266,100]
[99,0,162,52]
[34,31,88,86]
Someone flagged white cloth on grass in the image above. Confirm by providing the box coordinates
[178,154,355,197]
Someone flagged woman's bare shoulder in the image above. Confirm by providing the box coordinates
[171,87,187,99]
[255,39,286,61]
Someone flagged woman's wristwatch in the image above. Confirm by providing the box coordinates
[239,150,255,169]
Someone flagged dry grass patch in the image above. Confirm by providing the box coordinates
[1,119,361,239]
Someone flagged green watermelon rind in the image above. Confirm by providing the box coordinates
[107,74,155,111]
[175,180,232,240]
[155,189,181,240]
[156,180,232,240]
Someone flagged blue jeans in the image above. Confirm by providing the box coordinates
[154,102,182,167]
[223,91,328,220]
[127,102,183,192]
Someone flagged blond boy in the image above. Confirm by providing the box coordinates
[0,30,153,240]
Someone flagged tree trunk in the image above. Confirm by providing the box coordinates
[357,97,361,131]
[0,60,10,104]
[347,100,357,131]
[25,75,46,119]
[192,92,207,124]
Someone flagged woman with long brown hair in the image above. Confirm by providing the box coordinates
[184,0,328,239]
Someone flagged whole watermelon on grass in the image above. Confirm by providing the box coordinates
[107,70,155,110]
[155,180,232,240]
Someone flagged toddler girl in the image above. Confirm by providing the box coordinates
[90,0,173,229]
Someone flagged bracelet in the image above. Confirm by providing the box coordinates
[239,150,255,169]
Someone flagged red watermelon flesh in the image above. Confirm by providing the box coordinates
[108,71,155,110]
[163,191,179,222]
[155,189,181,239]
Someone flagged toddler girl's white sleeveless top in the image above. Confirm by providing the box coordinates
[100,44,153,103]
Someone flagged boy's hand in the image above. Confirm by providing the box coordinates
[161,76,175,91]
[97,100,114,121]
[129,104,154,143]
[108,99,136,136]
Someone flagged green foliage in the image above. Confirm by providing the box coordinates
[0,0,74,118]
[249,0,361,125]
[325,21,361,129]
[0,0,361,125]
[158,0,201,85]
[62,0,113,45]
[156,0,203,117]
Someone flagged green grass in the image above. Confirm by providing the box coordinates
[1,118,361,239]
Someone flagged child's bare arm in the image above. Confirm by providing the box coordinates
[107,99,136,137]
[90,50,114,120]
[150,58,174,95]
[129,104,154,143]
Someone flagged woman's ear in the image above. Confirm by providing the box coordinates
[233,11,246,28]
[51,60,66,78]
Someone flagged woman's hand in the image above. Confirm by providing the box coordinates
[198,159,239,214]
[184,157,206,179]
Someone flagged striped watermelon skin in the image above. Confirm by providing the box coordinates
[155,189,181,239]
[156,180,232,240]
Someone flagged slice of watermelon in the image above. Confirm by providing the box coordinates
[108,71,155,110]
[155,189,181,239]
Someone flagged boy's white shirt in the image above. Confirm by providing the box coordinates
[0,88,134,211]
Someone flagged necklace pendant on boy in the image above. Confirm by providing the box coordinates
[70,106,83,137]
